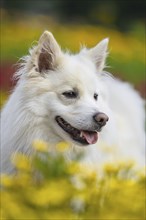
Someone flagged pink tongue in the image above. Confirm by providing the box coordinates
[82,131,98,144]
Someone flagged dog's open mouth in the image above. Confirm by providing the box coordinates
[55,116,98,145]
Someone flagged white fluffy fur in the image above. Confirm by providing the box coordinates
[1,31,145,173]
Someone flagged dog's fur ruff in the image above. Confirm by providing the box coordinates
[1,31,145,173]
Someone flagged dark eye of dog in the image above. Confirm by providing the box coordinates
[94,93,98,100]
[62,91,78,99]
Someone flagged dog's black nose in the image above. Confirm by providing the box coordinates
[93,112,109,127]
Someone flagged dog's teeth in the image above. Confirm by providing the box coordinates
[80,131,83,138]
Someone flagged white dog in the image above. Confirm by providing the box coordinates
[1,31,145,173]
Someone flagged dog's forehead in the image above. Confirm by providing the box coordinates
[61,54,99,86]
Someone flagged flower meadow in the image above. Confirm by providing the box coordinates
[1,10,145,86]
[1,140,145,220]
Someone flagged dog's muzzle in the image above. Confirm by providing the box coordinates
[55,113,109,146]
[55,116,98,145]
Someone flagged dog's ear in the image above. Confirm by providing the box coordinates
[37,31,61,72]
[88,38,109,72]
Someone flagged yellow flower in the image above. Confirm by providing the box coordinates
[32,140,49,152]
[86,170,97,181]
[68,162,81,174]
[1,174,13,187]
[30,181,69,206]
[56,142,69,152]
[103,163,119,175]
[11,153,31,171]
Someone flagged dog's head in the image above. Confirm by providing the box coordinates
[20,31,110,146]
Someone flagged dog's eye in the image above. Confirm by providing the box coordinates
[94,93,98,100]
[62,91,78,99]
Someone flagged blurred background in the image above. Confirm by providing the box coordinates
[0,0,145,105]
